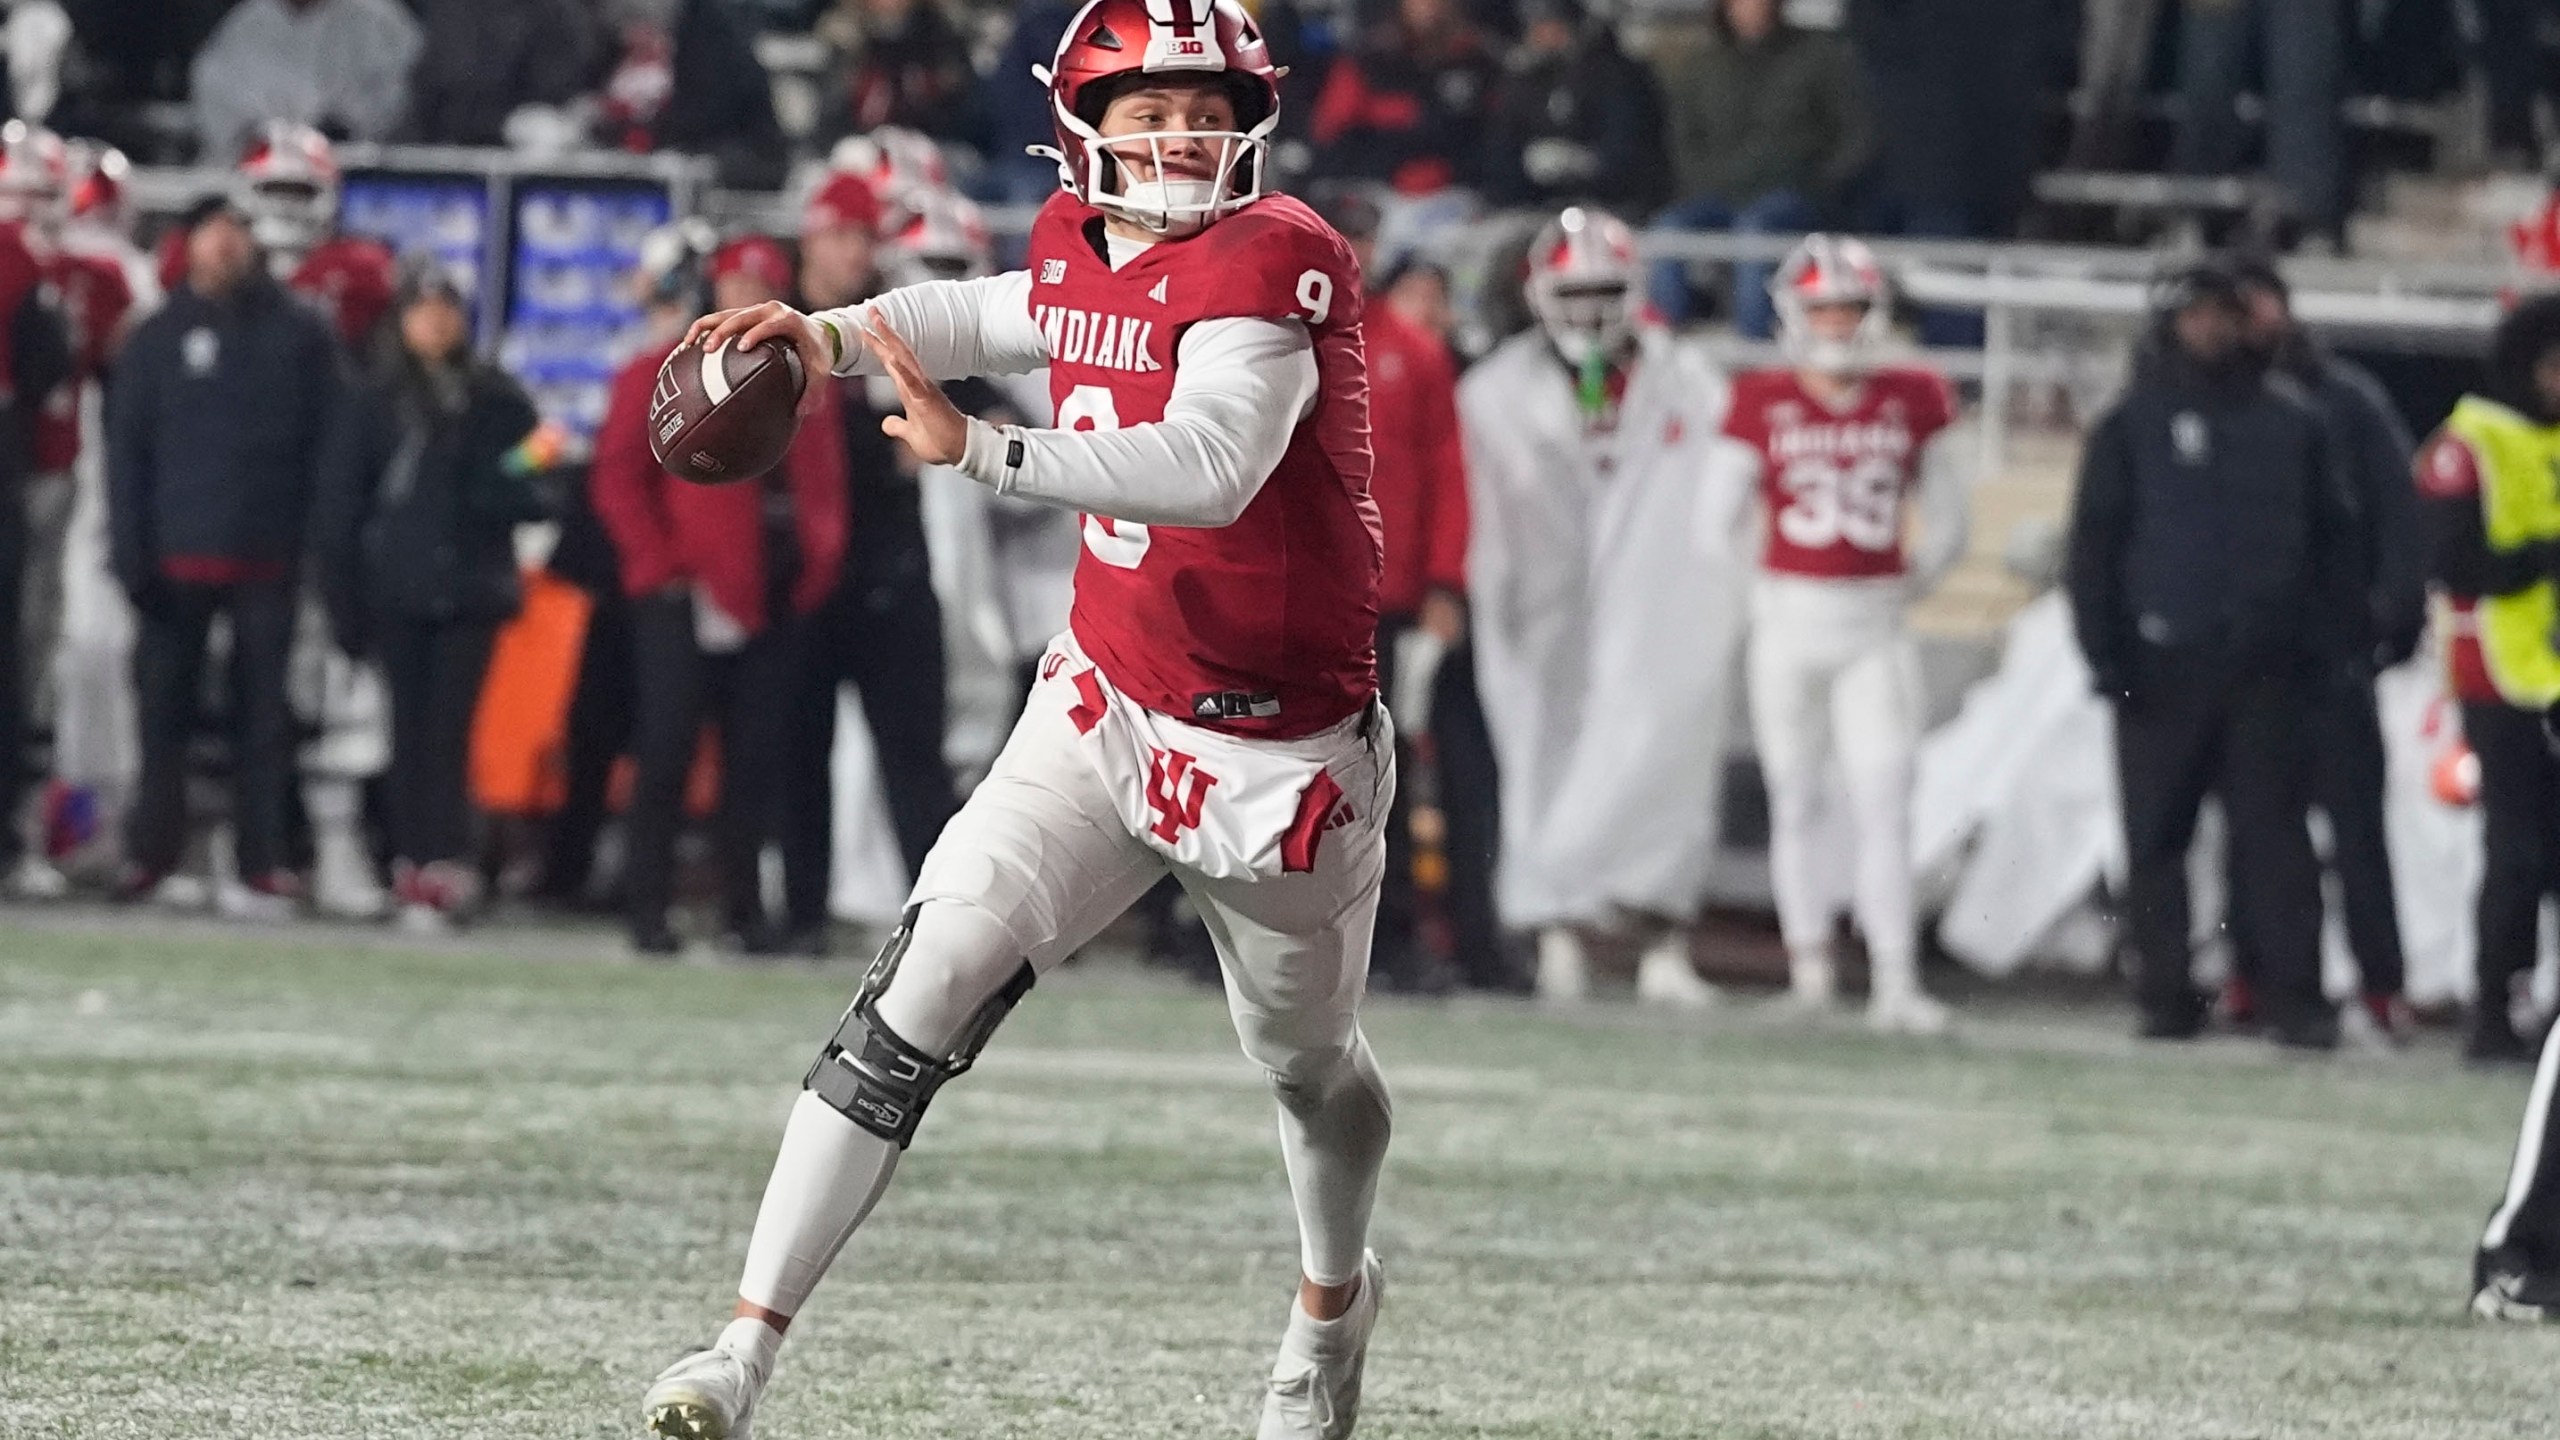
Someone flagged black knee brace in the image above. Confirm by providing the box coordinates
[803,905,1036,1148]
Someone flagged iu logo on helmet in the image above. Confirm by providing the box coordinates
[1144,747,1219,842]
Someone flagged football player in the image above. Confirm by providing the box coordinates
[646,2,1395,1436]
[239,123,396,354]
[0,122,132,897]
[238,123,401,918]
[1461,207,1742,1007]
[1706,235,1972,1034]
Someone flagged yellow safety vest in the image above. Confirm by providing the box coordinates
[2445,396,2560,707]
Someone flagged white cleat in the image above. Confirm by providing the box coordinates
[1534,928,1589,1003]
[7,853,69,900]
[1259,1250,1384,1440]
[642,1347,763,1440]
[1867,988,1951,1037]
[1633,936,1719,1010]
[1785,948,1837,1010]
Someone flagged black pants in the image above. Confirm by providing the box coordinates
[0,473,25,867]
[1371,612,1425,980]
[2467,699,2560,1009]
[2486,1013,2560,1267]
[127,577,298,877]
[625,592,802,936]
[538,585,633,900]
[2113,641,2325,1027]
[2229,668,2406,999]
[781,543,957,934]
[1433,637,1508,990]
[378,615,497,867]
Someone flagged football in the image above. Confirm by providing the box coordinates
[648,335,807,485]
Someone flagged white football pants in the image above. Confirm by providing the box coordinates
[1746,575,1925,985]
[734,649,1397,1320]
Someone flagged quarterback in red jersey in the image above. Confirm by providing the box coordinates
[647,2,1394,1436]
[1708,235,1972,1034]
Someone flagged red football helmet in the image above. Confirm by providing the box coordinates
[0,121,69,230]
[1524,206,1641,361]
[1772,233,1890,374]
[64,138,129,234]
[1031,0,1281,235]
[884,189,993,286]
[826,127,948,235]
[238,122,341,257]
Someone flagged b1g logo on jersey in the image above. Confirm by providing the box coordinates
[1034,304,1163,373]
[1145,747,1220,842]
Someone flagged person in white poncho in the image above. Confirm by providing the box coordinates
[1462,206,1745,1005]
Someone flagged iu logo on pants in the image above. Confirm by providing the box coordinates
[1145,747,1219,842]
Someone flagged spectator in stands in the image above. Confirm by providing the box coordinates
[591,228,847,956]
[314,257,547,932]
[1480,0,1666,213]
[190,0,422,162]
[402,0,601,148]
[983,0,1079,207]
[1647,0,1871,336]
[2477,0,2554,172]
[1311,0,1502,196]
[2227,256,2423,1041]
[814,0,986,150]
[782,173,961,952]
[108,196,340,914]
[2416,295,2560,1063]
[2065,259,2356,1049]
[2172,0,2344,250]
[593,0,788,191]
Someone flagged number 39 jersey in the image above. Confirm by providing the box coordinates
[1719,366,1957,580]
[1025,190,1382,739]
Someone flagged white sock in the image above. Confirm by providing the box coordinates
[1273,1032,1392,1289]
[733,1092,903,1318]
[715,1314,783,1382]
[729,902,1025,1320]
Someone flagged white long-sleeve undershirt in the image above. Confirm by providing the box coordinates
[1698,423,1974,596]
[812,266,1320,529]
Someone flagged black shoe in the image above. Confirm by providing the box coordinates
[631,922,683,958]
[2466,1015,2537,1067]
[719,922,788,958]
[2472,1246,2560,1321]
[2138,992,2211,1041]
[2269,1010,2341,1052]
[778,924,833,959]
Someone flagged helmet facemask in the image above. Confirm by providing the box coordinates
[245,176,333,260]
[1038,72,1274,237]
[1528,274,1636,368]
[1772,236,1892,378]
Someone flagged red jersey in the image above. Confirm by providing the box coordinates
[1026,191,1381,739]
[1363,301,1468,614]
[2415,428,2501,704]
[31,247,134,472]
[1720,365,1957,580]
[289,235,396,352]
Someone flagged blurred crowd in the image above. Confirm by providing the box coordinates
[0,0,2551,272]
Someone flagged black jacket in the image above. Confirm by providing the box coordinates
[315,352,546,645]
[2067,337,2360,694]
[2276,337,2424,668]
[1481,27,1669,212]
[107,276,342,592]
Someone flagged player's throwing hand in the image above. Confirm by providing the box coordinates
[685,301,835,415]
[861,316,969,466]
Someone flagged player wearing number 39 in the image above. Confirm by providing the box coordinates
[1705,235,1971,1034]
[642,1,1394,1437]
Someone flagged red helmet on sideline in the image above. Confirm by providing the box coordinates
[0,121,69,230]
[1032,0,1280,235]
[1772,233,1891,375]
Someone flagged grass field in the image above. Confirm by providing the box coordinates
[4,915,2558,1439]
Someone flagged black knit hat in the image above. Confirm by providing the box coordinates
[2149,256,2250,319]
[2489,291,2560,420]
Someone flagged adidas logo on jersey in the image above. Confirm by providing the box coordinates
[1033,304,1163,373]
[1147,277,1168,304]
